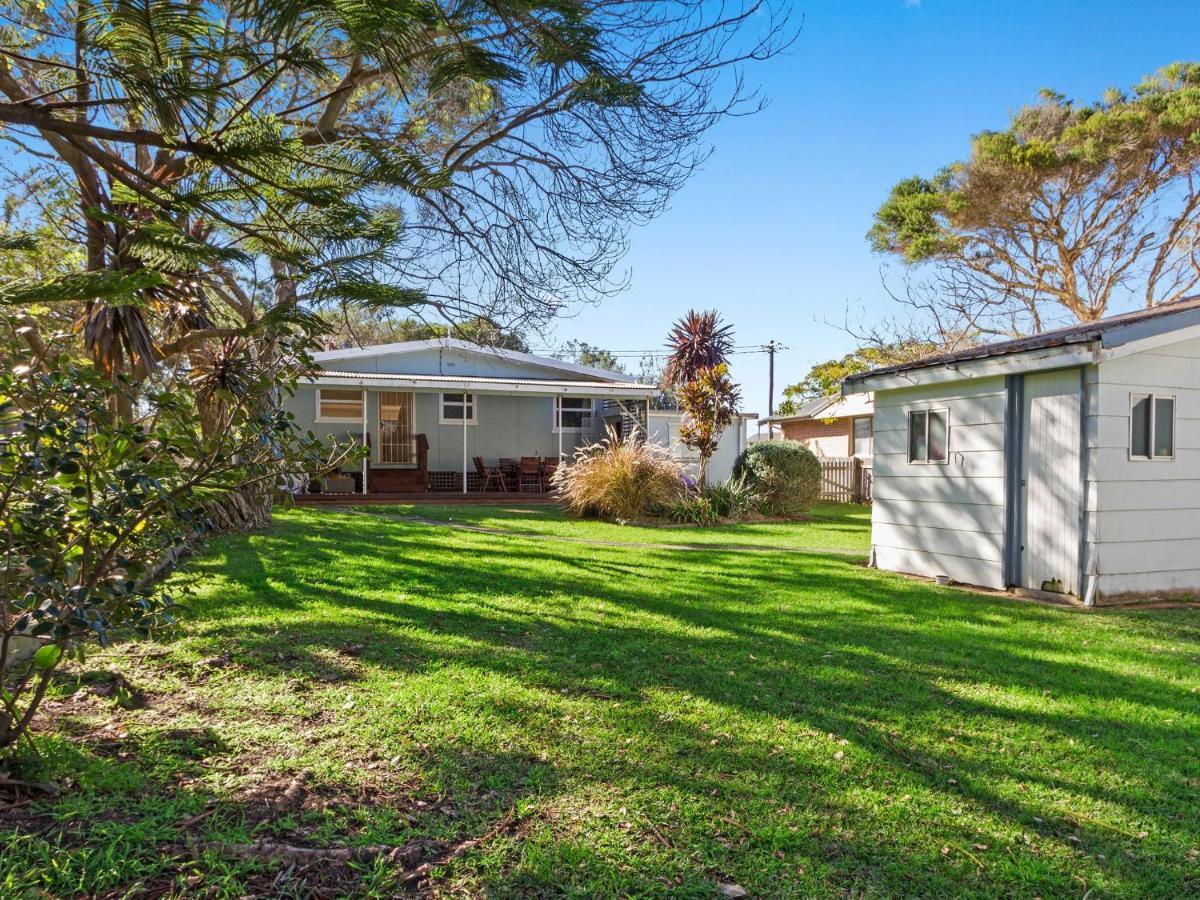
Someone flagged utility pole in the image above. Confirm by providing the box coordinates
[764,340,783,419]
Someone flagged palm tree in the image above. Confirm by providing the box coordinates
[664,310,735,387]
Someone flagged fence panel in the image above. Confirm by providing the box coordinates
[818,457,871,503]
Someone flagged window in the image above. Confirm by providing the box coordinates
[555,397,593,432]
[908,409,948,463]
[439,392,476,424]
[316,388,363,422]
[852,416,873,458]
[1130,393,1174,460]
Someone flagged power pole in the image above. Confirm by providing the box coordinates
[764,340,783,419]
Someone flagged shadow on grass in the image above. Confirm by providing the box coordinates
[165,509,1200,896]
[16,507,1197,897]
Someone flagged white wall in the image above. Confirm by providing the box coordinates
[1092,336,1200,597]
[647,412,746,483]
[870,376,1008,589]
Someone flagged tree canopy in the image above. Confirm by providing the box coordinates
[0,0,790,379]
[870,63,1200,334]
[777,340,939,414]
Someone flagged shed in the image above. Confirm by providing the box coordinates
[843,298,1200,605]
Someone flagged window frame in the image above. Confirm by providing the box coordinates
[315,388,364,423]
[851,415,873,458]
[438,391,477,425]
[907,407,949,465]
[553,396,594,433]
[1128,392,1175,461]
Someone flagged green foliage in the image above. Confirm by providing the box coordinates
[734,439,821,517]
[702,473,761,519]
[556,340,627,373]
[869,62,1200,324]
[666,473,761,524]
[0,327,352,753]
[778,341,940,413]
[323,311,529,351]
[551,427,685,522]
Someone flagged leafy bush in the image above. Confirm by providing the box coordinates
[734,440,821,517]
[0,340,350,754]
[663,475,759,526]
[552,427,685,521]
[664,493,718,526]
[703,473,761,519]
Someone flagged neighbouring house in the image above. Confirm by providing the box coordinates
[763,394,874,459]
[284,339,753,495]
[843,298,1200,605]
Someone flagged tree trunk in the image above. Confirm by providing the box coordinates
[206,479,274,532]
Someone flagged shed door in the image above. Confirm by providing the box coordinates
[1019,369,1082,594]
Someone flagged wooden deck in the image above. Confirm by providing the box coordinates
[292,491,555,506]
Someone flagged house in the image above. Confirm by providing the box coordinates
[843,298,1200,605]
[284,339,753,494]
[762,394,874,459]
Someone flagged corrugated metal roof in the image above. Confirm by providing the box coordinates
[308,370,658,394]
[845,296,1200,387]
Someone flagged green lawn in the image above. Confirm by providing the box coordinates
[3,503,1199,897]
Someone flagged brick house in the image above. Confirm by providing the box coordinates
[764,394,874,459]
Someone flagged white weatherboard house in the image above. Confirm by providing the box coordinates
[284,339,752,494]
[843,299,1200,605]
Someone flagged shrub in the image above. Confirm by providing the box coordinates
[552,427,685,521]
[734,440,821,517]
[703,473,760,519]
[664,493,718,526]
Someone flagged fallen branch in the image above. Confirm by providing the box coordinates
[402,806,520,885]
[188,836,443,867]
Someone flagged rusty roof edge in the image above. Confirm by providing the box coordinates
[844,296,1200,389]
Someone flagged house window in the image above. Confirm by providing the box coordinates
[908,409,948,463]
[1130,393,1174,459]
[555,397,593,432]
[316,388,363,422]
[852,416,873,458]
[439,392,476,424]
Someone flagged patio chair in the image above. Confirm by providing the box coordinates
[473,456,507,492]
[540,457,559,487]
[518,456,543,492]
[499,457,519,492]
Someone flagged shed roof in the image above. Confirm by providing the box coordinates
[844,296,1200,391]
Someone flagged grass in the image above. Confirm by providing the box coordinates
[1,502,1198,897]
[365,500,874,553]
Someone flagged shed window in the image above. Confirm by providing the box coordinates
[439,392,476,424]
[555,397,593,432]
[908,409,948,463]
[1130,393,1174,460]
[316,388,363,422]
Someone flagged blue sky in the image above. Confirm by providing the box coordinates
[542,0,1200,422]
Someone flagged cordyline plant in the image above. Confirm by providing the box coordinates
[0,327,354,754]
[677,362,741,487]
[663,310,736,387]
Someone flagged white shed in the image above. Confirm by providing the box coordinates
[843,298,1200,605]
